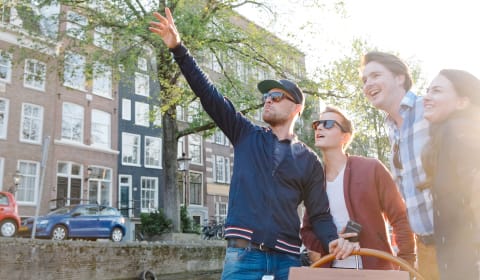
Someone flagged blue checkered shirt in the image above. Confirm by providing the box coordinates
[385,91,434,235]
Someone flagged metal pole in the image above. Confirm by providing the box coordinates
[31,136,50,239]
[184,170,188,207]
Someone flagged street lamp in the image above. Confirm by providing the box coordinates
[8,170,21,194]
[177,152,192,207]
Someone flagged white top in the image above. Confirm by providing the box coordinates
[326,164,363,269]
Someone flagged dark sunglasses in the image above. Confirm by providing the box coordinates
[312,119,347,132]
[262,91,296,103]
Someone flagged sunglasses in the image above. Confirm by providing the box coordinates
[262,91,296,103]
[312,119,347,132]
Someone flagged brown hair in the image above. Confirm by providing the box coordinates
[422,69,480,186]
[361,51,413,92]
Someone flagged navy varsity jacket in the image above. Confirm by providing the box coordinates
[171,43,337,255]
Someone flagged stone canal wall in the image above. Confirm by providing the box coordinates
[0,236,225,279]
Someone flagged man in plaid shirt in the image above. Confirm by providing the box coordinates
[360,51,438,280]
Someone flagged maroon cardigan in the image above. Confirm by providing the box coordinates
[301,155,415,269]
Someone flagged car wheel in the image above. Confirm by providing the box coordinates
[51,225,67,241]
[111,227,123,242]
[0,220,17,237]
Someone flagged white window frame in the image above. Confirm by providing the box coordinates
[92,63,112,98]
[16,160,40,205]
[187,101,200,123]
[122,99,131,121]
[91,109,111,149]
[176,105,185,121]
[63,52,86,91]
[214,155,230,183]
[140,176,158,213]
[0,98,9,139]
[93,26,113,51]
[144,136,162,169]
[0,51,12,83]
[153,105,161,127]
[135,101,149,127]
[20,103,43,144]
[188,134,203,165]
[135,72,149,96]
[66,11,87,40]
[23,59,46,91]
[177,137,185,158]
[215,201,228,223]
[121,132,140,166]
[87,166,112,205]
[138,57,147,71]
[61,102,84,143]
[0,158,4,187]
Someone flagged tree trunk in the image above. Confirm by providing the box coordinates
[163,107,180,232]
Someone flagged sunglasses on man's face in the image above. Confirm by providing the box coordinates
[262,91,296,103]
[312,119,347,132]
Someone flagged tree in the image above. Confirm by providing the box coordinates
[9,0,313,232]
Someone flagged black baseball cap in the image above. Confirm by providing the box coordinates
[257,79,304,105]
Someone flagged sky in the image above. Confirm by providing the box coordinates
[236,0,480,85]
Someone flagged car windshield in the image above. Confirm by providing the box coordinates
[47,205,76,216]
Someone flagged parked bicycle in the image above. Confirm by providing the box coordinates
[201,219,225,240]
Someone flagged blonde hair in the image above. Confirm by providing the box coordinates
[321,106,354,150]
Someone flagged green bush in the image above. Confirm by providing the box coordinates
[139,209,173,236]
[181,206,201,234]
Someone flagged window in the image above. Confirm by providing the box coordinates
[177,137,185,158]
[87,166,112,205]
[138,57,147,71]
[20,103,43,144]
[0,51,12,83]
[0,98,9,139]
[215,201,228,223]
[93,26,112,51]
[145,136,161,168]
[188,134,203,165]
[61,102,84,143]
[176,105,185,121]
[24,59,46,91]
[153,105,161,127]
[55,162,82,208]
[63,52,85,90]
[122,133,140,166]
[141,177,158,212]
[0,158,4,187]
[91,110,110,149]
[92,63,112,98]
[17,161,40,204]
[66,11,87,40]
[135,72,149,96]
[122,99,131,120]
[135,102,149,127]
[187,101,200,123]
[213,130,229,146]
[189,172,203,206]
[214,155,230,183]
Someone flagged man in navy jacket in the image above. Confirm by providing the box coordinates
[150,8,356,280]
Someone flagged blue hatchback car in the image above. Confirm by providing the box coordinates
[20,204,126,242]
